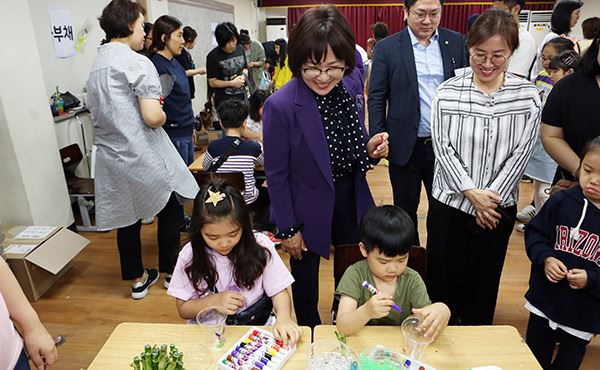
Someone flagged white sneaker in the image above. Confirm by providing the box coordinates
[516,205,536,223]
[164,274,172,289]
[141,217,154,225]
[516,223,526,233]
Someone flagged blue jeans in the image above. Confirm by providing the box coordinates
[169,135,193,226]
[13,348,30,370]
[169,135,194,166]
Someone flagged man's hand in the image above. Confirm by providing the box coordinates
[230,75,245,89]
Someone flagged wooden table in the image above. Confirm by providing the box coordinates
[88,323,311,369]
[314,325,542,369]
[188,152,264,172]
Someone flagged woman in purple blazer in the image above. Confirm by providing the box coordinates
[262,5,389,327]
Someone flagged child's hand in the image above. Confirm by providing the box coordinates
[412,302,450,341]
[567,269,588,289]
[22,321,57,370]
[214,291,246,315]
[273,317,302,348]
[365,293,394,319]
[544,257,568,283]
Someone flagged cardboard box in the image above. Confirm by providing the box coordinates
[1,226,89,301]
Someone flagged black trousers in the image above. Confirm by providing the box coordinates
[117,193,181,280]
[526,313,590,370]
[249,186,272,232]
[426,198,516,325]
[289,174,361,328]
[388,138,434,245]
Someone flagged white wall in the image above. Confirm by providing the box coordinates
[258,7,287,42]
[0,0,73,226]
[28,0,107,98]
[229,0,260,39]
[146,0,170,21]
[572,1,600,40]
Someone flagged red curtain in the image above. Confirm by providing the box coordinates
[288,6,404,48]
[287,3,554,48]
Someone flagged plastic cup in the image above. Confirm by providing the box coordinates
[196,307,227,349]
[186,344,213,370]
[358,345,404,370]
[401,315,433,361]
[306,340,357,370]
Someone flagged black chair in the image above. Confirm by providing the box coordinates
[59,144,97,231]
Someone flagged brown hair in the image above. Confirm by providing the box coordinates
[467,9,519,52]
[287,5,356,77]
[98,0,146,44]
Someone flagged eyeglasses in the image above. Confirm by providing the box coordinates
[410,10,442,21]
[302,65,347,79]
[470,53,508,66]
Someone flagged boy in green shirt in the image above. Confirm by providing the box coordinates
[336,205,450,339]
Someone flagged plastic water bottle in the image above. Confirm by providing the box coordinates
[55,86,64,115]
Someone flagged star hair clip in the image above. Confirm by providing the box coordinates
[205,188,226,207]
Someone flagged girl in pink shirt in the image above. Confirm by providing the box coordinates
[0,258,56,370]
[167,179,301,346]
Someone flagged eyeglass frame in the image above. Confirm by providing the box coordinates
[469,53,509,66]
[301,65,348,79]
[409,9,442,22]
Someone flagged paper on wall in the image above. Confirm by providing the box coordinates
[48,7,76,59]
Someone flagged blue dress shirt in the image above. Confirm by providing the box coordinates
[407,27,444,138]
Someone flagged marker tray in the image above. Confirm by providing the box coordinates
[218,327,296,370]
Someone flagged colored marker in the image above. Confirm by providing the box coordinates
[233,349,280,367]
[230,352,277,370]
[252,330,284,347]
[248,335,289,353]
[222,358,241,369]
[236,345,284,361]
[362,281,403,313]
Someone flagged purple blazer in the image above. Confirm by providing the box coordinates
[263,71,375,258]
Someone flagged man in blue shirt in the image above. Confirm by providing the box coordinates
[368,0,467,243]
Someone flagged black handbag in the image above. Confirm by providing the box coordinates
[226,293,273,325]
[59,91,81,110]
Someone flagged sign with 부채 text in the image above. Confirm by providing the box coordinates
[48,7,76,59]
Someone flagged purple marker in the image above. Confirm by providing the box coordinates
[362,281,403,313]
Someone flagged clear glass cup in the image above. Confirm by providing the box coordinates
[401,315,433,361]
[196,307,227,349]
[306,339,357,370]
